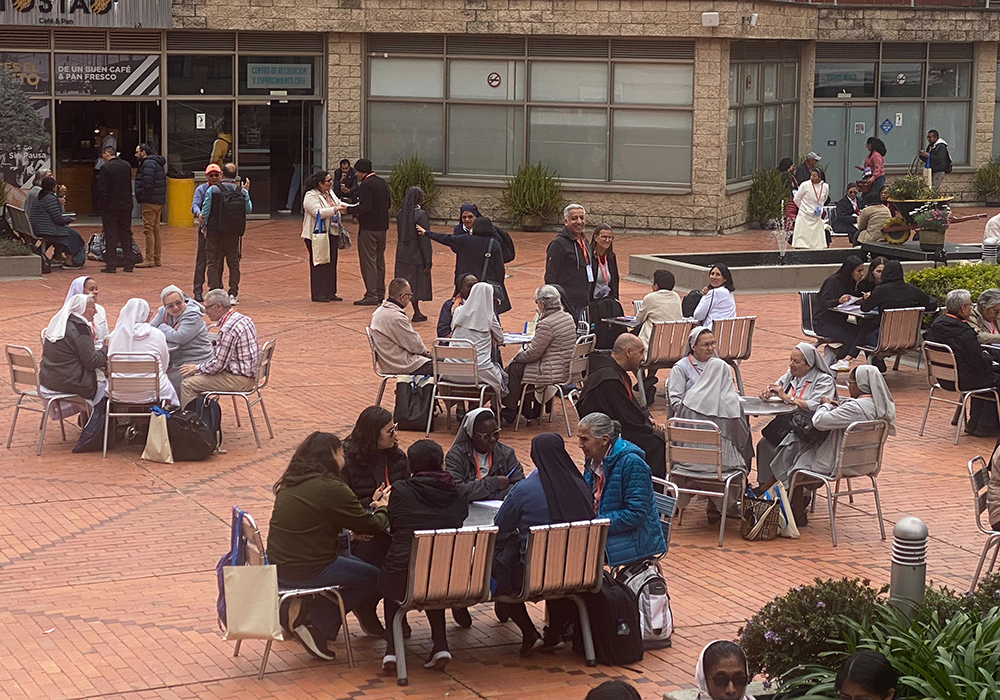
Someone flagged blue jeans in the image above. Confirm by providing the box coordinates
[278,554,381,639]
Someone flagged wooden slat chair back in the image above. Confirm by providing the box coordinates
[859,306,925,371]
[636,319,693,406]
[966,456,1000,592]
[713,315,756,393]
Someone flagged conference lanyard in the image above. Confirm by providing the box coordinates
[596,255,610,285]
[473,452,492,480]
[786,380,811,399]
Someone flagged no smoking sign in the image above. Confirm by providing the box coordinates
[487,72,502,88]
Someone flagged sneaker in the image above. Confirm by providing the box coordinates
[423,650,451,670]
[278,209,292,214]
[830,359,851,372]
[451,606,472,629]
[381,654,397,675]
[229,295,238,306]
[292,624,336,661]
[519,634,543,658]
[135,261,155,268]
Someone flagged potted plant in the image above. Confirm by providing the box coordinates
[885,174,953,251]
[747,168,787,229]
[974,158,1000,207]
[499,162,562,231]
[387,154,436,213]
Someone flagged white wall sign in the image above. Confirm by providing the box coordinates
[196,113,206,129]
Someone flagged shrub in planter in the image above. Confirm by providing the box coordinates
[0,238,31,256]
[499,162,562,231]
[747,168,787,227]
[387,154,436,213]
[974,158,1000,204]
[886,173,938,201]
[904,263,1000,305]
[738,577,886,684]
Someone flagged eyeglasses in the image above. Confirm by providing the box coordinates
[711,673,748,688]
[165,301,184,310]
[323,178,333,183]
[475,429,502,441]
[696,341,718,349]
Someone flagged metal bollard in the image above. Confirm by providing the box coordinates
[889,516,928,620]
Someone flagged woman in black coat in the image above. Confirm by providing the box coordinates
[588,224,624,348]
[394,186,433,322]
[813,255,868,368]
[30,177,85,268]
[420,216,511,314]
[379,440,468,674]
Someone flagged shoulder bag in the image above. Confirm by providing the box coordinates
[480,238,506,308]
[310,211,331,265]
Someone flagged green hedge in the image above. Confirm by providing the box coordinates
[904,262,1000,304]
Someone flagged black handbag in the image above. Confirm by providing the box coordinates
[789,409,829,445]
[760,413,793,445]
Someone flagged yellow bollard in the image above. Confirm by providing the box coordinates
[166,176,196,227]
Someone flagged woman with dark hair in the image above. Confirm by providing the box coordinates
[493,433,594,656]
[879,185,898,217]
[694,640,754,700]
[585,681,641,700]
[813,255,868,370]
[30,176,85,268]
[589,224,624,347]
[777,157,797,193]
[437,273,478,338]
[693,264,737,326]
[863,137,888,194]
[856,257,888,296]
[300,170,347,302]
[380,439,468,674]
[394,186,433,322]
[419,216,511,314]
[835,650,898,700]
[266,431,391,660]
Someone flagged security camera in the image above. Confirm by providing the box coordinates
[749,13,759,27]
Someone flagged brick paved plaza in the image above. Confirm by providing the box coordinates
[0,215,995,700]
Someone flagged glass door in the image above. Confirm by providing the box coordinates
[302,100,325,180]
[813,105,877,199]
[237,103,270,218]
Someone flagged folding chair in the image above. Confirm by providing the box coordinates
[513,334,595,437]
[426,338,497,436]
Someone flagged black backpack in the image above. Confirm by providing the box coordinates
[575,571,644,666]
[495,226,516,263]
[213,183,247,237]
[167,410,218,461]
[185,396,223,450]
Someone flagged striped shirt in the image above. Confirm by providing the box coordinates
[196,310,259,378]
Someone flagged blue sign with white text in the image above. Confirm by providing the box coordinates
[880,119,893,134]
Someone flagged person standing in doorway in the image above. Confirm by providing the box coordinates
[348,158,391,306]
[919,129,952,190]
[201,162,251,306]
[134,143,166,268]
[191,164,223,303]
[97,145,137,274]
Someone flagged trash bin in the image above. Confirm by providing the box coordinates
[166,173,195,227]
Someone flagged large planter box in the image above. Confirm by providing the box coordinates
[0,254,42,280]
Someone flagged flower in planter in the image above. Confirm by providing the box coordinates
[911,203,950,233]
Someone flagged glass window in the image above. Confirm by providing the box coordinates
[238,56,316,96]
[612,63,693,106]
[880,62,922,98]
[449,59,523,100]
[878,102,922,165]
[729,64,738,106]
[727,110,738,181]
[925,102,968,164]
[529,61,607,103]
[743,63,760,105]
[763,64,778,102]
[167,101,233,174]
[740,107,758,178]
[448,105,524,176]
[927,62,971,98]
[0,51,50,95]
[370,57,443,98]
[780,62,797,100]
[611,109,692,184]
[761,105,778,169]
[779,103,796,162]
[167,55,232,95]
[814,63,876,99]
[369,102,443,172]
[528,107,606,179]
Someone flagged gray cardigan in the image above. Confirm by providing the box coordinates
[445,439,524,502]
[151,298,212,368]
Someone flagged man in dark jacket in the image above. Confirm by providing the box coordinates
[919,129,951,190]
[97,145,137,274]
[925,289,1000,436]
[832,183,863,242]
[544,203,593,320]
[349,158,391,305]
[794,151,822,189]
[134,143,166,268]
[334,158,359,203]
[576,334,667,479]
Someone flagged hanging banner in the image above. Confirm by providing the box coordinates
[0,0,171,29]
[0,100,51,210]
[0,52,50,94]
[55,53,159,96]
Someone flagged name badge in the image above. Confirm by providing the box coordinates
[586,265,595,283]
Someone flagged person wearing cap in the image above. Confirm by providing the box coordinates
[190,164,223,303]
[794,151,822,188]
[347,158,391,306]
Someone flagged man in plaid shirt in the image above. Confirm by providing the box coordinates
[178,289,259,407]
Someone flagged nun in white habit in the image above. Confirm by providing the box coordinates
[107,298,179,406]
[449,282,508,399]
[756,342,837,487]
[670,357,753,517]
[65,275,110,341]
[667,326,716,414]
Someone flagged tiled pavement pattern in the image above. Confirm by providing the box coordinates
[1,213,996,700]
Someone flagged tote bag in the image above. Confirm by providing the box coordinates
[221,564,283,641]
[311,212,331,265]
[141,407,174,463]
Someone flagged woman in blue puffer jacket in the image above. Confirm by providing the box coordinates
[578,412,665,568]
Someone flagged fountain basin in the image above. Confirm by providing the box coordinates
[627,249,940,294]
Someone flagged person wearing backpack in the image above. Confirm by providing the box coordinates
[919,129,952,190]
[201,162,251,305]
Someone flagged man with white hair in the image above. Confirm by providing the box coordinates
[178,289,259,408]
[151,285,212,397]
[925,289,1000,436]
[544,203,592,320]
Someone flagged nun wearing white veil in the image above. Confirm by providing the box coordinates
[449,282,507,399]
[107,298,179,406]
[39,293,108,408]
[694,640,756,700]
[65,275,110,340]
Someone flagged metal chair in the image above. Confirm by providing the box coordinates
[858,306,925,372]
[713,316,756,394]
[650,477,679,552]
[390,526,498,685]
[966,456,1000,592]
[367,326,405,408]
[513,333,595,437]
[919,341,1000,445]
[104,353,162,458]
[232,511,355,678]
[636,319,693,407]
[789,420,889,547]
[426,338,497,436]
[798,291,837,346]
[5,344,89,455]
[5,204,49,272]
[204,339,275,449]
[665,418,745,547]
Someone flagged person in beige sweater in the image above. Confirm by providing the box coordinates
[635,269,683,345]
[369,278,433,375]
[969,288,1000,346]
[856,191,892,244]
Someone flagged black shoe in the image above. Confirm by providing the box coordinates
[423,649,451,670]
[353,298,380,306]
[293,624,336,661]
[312,297,330,303]
[500,408,517,426]
[452,606,472,629]
[495,602,510,623]
[402,618,411,638]
[412,313,428,323]
[330,295,343,302]
[99,267,116,274]
[123,267,134,273]
[519,633,543,657]
[354,606,385,637]
[194,296,204,303]
[870,356,887,373]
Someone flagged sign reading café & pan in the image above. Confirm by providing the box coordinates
[0,0,171,28]
[55,53,160,96]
